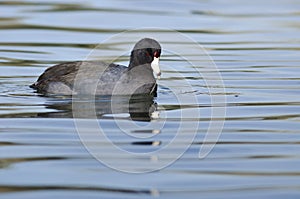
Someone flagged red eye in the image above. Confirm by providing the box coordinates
[154,51,159,58]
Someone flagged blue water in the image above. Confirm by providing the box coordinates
[1,0,300,198]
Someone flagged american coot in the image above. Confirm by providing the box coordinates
[30,38,161,95]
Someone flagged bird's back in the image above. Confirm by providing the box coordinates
[31,61,127,95]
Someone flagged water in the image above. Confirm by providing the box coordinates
[1,0,300,198]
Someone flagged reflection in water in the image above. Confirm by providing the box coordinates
[37,94,157,121]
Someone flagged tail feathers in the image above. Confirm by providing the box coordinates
[30,82,38,89]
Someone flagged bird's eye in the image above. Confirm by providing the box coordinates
[154,51,160,58]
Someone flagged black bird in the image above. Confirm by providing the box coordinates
[31,38,162,95]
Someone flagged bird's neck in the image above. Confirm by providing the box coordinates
[128,53,140,69]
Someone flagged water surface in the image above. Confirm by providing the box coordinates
[1,0,300,198]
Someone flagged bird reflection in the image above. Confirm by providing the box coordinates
[37,94,157,122]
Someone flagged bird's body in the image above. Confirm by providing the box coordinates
[30,38,161,96]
